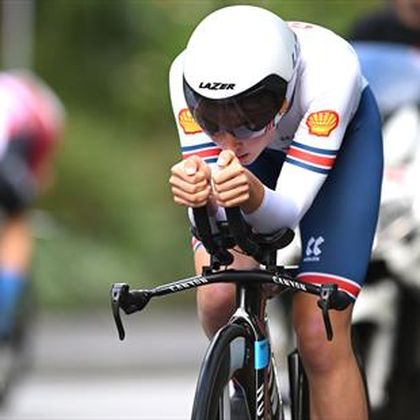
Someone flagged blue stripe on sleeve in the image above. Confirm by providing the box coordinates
[291,141,337,156]
[285,157,330,174]
[182,142,217,152]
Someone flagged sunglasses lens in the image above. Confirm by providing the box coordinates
[183,75,286,139]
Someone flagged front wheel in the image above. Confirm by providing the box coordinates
[191,323,254,420]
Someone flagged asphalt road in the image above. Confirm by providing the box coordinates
[0,310,208,420]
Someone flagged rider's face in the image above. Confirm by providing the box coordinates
[211,127,276,166]
[210,101,288,165]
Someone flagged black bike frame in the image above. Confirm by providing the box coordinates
[229,281,283,419]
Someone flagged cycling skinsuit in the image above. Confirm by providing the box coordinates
[169,22,383,300]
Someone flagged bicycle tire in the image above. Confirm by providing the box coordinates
[191,323,254,420]
[288,350,310,420]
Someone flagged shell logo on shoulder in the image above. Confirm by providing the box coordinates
[178,108,202,135]
[306,110,339,137]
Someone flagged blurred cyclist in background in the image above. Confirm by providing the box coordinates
[169,5,383,419]
[350,0,420,47]
[0,70,64,386]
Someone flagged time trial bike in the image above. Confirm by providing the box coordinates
[110,206,350,419]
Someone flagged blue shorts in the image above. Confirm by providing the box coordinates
[247,87,383,300]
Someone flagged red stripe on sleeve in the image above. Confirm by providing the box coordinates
[297,273,360,298]
[182,147,221,160]
[288,147,335,167]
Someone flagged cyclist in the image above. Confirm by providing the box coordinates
[169,6,382,420]
[0,70,65,343]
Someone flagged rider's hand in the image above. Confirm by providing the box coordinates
[212,150,251,208]
[169,155,211,207]
[212,150,265,213]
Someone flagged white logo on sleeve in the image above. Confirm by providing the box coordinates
[304,236,324,262]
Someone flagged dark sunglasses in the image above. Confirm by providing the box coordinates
[183,75,287,139]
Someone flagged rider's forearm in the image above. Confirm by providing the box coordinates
[242,185,300,233]
[240,169,265,214]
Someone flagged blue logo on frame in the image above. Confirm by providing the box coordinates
[254,339,269,370]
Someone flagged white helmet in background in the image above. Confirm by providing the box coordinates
[182,5,299,139]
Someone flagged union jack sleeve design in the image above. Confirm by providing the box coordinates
[181,142,221,164]
[285,141,337,175]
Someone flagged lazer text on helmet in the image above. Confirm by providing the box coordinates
[199,82,235,90]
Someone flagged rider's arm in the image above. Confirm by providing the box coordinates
[169,52,222,222]
[243,50,364,232]
[169,52,222,168]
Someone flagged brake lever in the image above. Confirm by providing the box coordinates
[317,283,338,341]
[111,283,129,340]
[110,283,153,340]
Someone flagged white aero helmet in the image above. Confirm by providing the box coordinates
[183,5,299,139]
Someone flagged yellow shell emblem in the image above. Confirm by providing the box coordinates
[178,108,202,135]
[306,110,339,137]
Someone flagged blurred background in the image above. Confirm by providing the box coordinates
[1,0,419,419]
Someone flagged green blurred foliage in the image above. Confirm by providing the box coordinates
[22,0,381,310]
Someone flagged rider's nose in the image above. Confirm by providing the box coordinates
[213,133,241,150]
